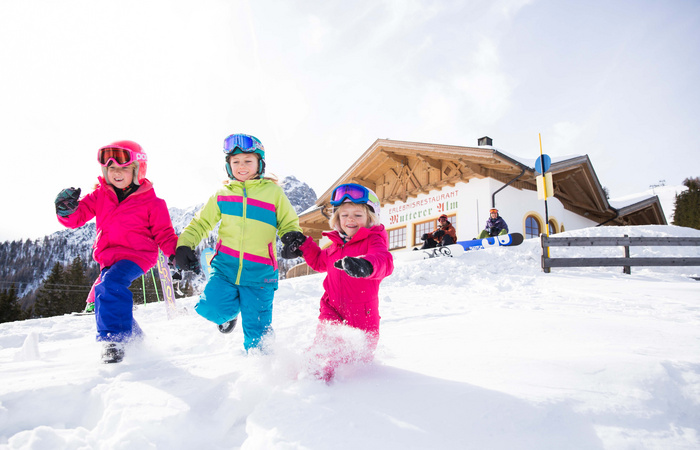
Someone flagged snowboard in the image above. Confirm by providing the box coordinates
[156,250,178,320]
[200,247,215,282]
[457,233,524,251]
[394,244,465,261]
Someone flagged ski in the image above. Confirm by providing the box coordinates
[457,233,524,251]
[156,250,178,320]
[394,233,525,261]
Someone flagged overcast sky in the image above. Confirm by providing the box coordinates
[1,0,698,242]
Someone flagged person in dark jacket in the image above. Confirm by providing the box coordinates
[420,214,457,248]
[477,208,509,239]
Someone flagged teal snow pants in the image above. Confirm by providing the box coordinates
[195,275,275,351]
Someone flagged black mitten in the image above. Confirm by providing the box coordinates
[334,256,373,278]
[175,246,200,273]
[168,255,183,280]
[489,227,501,236]
[433,229,445,239]
[421,233,429,241]
[281,231,306,259]
[55,187,81,217]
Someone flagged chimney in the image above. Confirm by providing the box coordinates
[477,136,493,146]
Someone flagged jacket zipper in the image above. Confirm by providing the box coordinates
[236,184,247,284]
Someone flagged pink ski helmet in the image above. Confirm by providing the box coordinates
[97,140,148,185]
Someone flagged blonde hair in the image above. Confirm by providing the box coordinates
[329,202,380,233]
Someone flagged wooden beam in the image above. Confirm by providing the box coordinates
[381,150,408,166]
[363,154,394,180]
[456,158,482,176]
[416,154,442,171]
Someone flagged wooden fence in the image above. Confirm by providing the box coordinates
[285,263,319,279]
[541,234,700,274]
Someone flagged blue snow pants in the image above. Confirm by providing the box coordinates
[195,274,275,351]
[95,260,144,343]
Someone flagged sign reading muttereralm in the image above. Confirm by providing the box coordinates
[386,189,459,226]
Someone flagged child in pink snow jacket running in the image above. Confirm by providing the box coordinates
[280,183,394,380]
[54,140,178,364]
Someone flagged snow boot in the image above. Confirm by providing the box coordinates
[218,317,238,334]
[102,342,125,364]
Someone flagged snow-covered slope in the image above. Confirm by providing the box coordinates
[1,225,699,449]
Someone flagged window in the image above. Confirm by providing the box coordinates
[414,221,434,246]
[388,227,407,250]
[413,214,457,246]
[525,216,540,238]
[548,221,556,235]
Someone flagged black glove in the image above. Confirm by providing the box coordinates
[433,229,445,239]
[489,227,500,236]
[280,231,306,259]
[175,246,200,273]
[334,256,373,278]
[421,233,429,241]
[55,187,81,217]
[168,255,182,280]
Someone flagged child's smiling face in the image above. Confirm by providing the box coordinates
[338,203,369,237]
[228,153,259,181]
[107,163,134,189]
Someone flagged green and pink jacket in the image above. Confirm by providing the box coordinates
[177,178,302,288]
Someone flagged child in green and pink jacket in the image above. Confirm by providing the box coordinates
[175,133,302,352]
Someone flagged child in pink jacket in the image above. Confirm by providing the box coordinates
[55,140,178,364]
[280,183,394,380]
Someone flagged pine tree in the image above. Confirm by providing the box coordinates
[672,177,700,230]
[129,268,163,306]
[0,285,23,323]
[65,256,90,313]
[33,262,66,318]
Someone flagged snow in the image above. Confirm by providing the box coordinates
[2,225,700,450]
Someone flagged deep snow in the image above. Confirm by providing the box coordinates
[1,225,699,450]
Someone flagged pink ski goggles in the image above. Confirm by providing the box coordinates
[98,146,146,167]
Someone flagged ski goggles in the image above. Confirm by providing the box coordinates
[97,146,145,167]
[223,134,264,154]
[330,183,375,206]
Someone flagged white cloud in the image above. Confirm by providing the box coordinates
[419,82,458,132]
[493,0,535,18]
[301,15,332,53]
[549,121,584,155]
[452,38,513,125]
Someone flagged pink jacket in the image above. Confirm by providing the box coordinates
[300,225,394,310]
[58,178,178,273]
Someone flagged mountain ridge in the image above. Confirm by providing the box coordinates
[0,176,317,306]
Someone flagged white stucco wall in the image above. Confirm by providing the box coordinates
[381,178,599,247]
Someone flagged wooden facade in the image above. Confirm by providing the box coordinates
[297,138,666,241]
